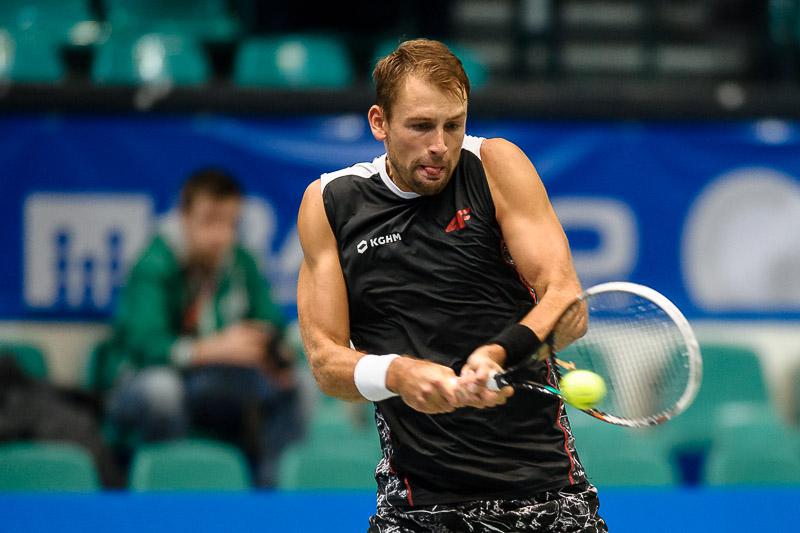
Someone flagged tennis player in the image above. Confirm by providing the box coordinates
[297,38,606,532]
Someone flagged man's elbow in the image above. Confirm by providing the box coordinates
[313,371,364,402]
[307,350,363,401]
[577,305,589,339]
[310,362,337,397]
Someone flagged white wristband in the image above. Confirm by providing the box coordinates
[354,354,400,402]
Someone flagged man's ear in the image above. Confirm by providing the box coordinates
[368,105,388,142]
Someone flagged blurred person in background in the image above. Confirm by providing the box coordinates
[107,168,304,487]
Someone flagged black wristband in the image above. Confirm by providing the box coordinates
[489,323,544,367]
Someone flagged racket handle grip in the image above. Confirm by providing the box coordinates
[487,371,500,392]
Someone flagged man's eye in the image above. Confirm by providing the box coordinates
[411,124,431,131]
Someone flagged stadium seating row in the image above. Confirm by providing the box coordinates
[0,399,381,492]
[3,340,800,490]
[3,0,800,86]
[571,405,800,487]
[0,439,250,491]
[0,0,240,42]
[3,406,800,491]
[0,29,488,88]
[0,0,488,87]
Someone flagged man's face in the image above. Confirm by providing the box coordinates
[181,194,241,268]
[369,75,467,196]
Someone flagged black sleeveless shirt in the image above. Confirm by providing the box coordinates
[321,135,585,506]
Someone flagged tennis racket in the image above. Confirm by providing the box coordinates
[488,282,702,427]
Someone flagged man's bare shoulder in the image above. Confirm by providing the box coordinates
[480,137,526,165]
[303,178,322,199]
[298,179,324,239]
[480,137,539,186]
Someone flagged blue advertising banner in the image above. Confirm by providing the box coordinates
[1,115,798,321]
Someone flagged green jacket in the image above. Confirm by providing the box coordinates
[111,230,285,370]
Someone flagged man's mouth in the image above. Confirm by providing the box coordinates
[419,165,445,178]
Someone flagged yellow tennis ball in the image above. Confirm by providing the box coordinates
[559,370,606,409]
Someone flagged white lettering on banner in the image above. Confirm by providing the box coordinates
[22,192,639,313]
[683,168,800,311]
[552,197,638,283]
[23,194,293,312]
[24,194,154,310]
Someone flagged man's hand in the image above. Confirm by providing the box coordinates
[549,300,588,353]
[455,345,514,408]
[385,357,464,414]
[193,322,269,367]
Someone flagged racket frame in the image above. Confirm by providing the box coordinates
[491,281,703,427]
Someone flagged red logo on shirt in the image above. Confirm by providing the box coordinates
[445,208,472,232]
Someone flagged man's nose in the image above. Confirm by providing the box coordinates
[429,128,447,156]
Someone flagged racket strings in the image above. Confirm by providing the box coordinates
[555,293,691,423]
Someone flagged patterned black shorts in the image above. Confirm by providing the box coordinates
[368,484,607,533]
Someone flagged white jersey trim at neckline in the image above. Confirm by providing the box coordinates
[376,154,420,199]
[319,135,486,199]
[320,161,377,193]
[377,135,486,200]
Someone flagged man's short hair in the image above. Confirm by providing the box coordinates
[372,38,470,120]
[180,168,243,211]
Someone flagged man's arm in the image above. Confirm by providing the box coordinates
[458,138,585,397]
[297,180,462,412]
[485,138,584,342]
[297,180,362,400]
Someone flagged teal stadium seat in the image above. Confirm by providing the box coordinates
[234,35,354,88]
[278,395,380,490]
[0,0,93,41]
[278,433,380,490]
[768,0,800,46]
[705,419,800,485]
[706,446,800,486]
[278,445,379,491]
[129,439,251,491]
[647,343,771,484]
[714,408,798,449]
[306,387,380,441]
[104,0,239,41]
[570,413,676,486]
[0,442,99,491]
[658,343,769,452]
[0,28,64,82]
[713,401,785,434]
[582,449,676,487]
[92,32,209,86]
[372,38,489,89]
[0,341,48,379]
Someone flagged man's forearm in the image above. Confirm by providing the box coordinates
[519,278,582,343]
[306,340,366,401]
